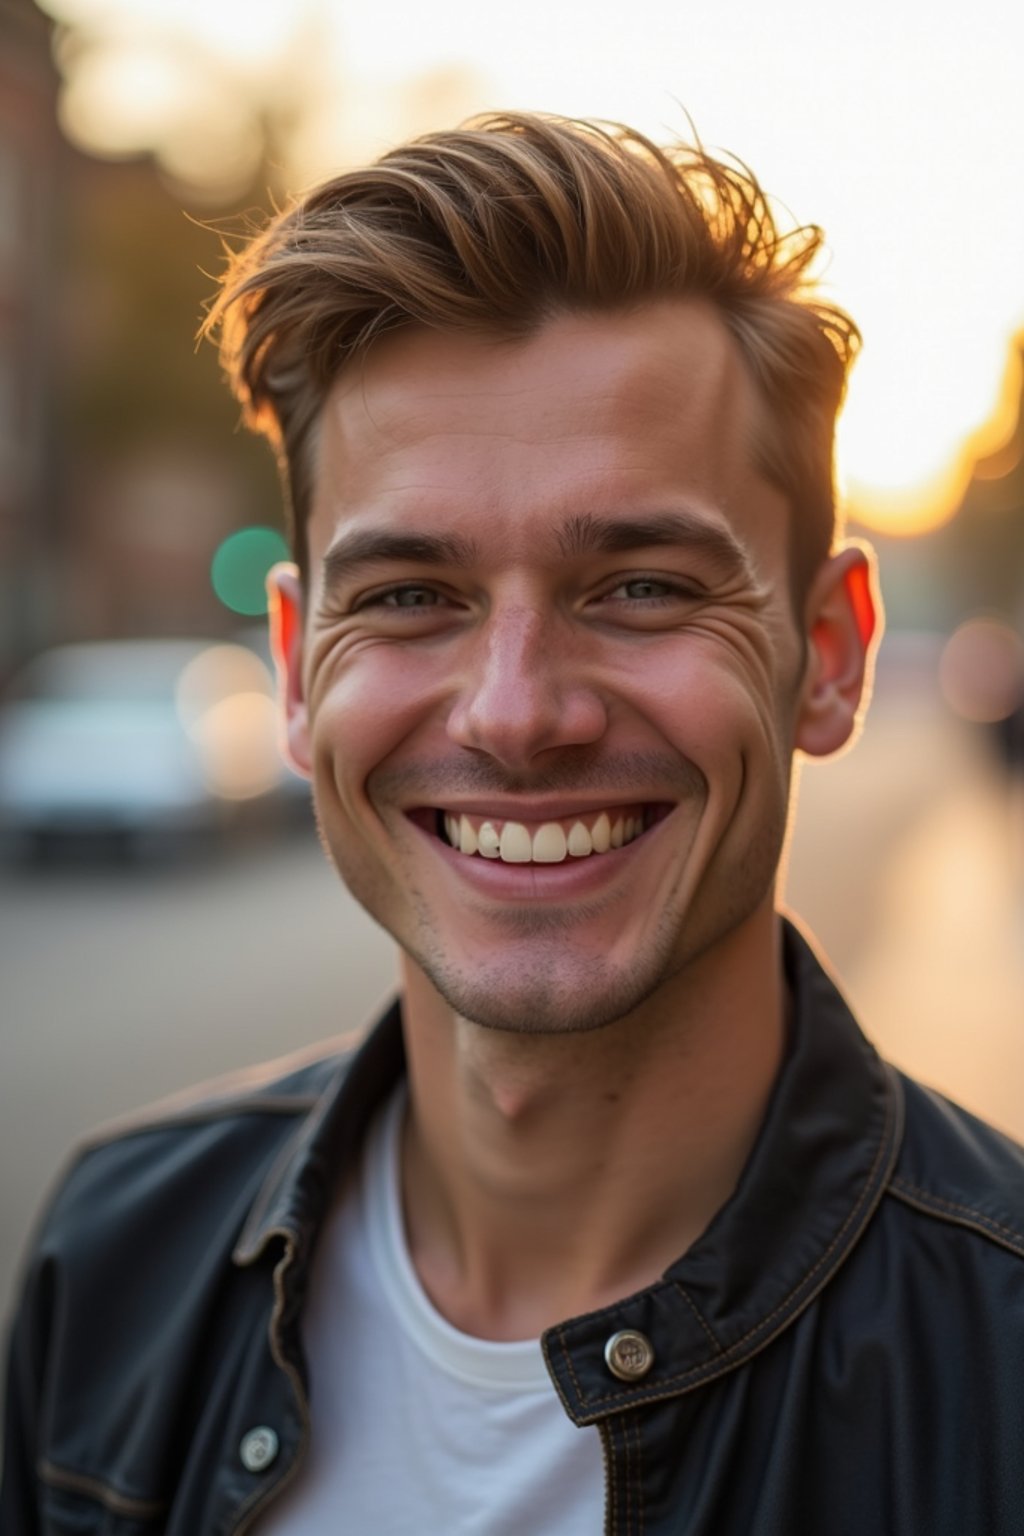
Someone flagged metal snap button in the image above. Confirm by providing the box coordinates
[604,1329,655,1381]
[239,1425,279,1472]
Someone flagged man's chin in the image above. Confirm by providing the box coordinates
[410,951,674,1036]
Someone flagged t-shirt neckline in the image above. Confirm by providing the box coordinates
[364,1085,555,1393]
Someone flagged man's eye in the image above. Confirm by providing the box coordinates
[619,578,672,600]
[377,585,441,609]
[608,577,695,602]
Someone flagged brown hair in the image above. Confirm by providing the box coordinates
[204,111,859,593]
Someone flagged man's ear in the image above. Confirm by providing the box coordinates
[266,562,312,779]
[795,543,881,759]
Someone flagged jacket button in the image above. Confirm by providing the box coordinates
[604,1329,655,1381]
[239,1425,279,1472]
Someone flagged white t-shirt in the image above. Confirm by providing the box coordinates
[261,1086,604,1533]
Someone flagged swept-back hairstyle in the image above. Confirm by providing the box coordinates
[205,112,859,592]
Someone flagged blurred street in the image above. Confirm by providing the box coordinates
[0,825,398,1323]
[2,649,1023,1326]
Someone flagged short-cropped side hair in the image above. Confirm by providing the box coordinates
[204,112,859,596]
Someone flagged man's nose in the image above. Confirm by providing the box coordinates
[446,605,608,769]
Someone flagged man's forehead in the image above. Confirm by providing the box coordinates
[322,302,755,456]
[308,301,784,571]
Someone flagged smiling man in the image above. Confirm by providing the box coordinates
[4,114,1024,1535]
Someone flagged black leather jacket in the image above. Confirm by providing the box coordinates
[4,923,1024,1534]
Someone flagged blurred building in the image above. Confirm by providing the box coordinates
[0,0,63,679]
[0,0,282,673]
[57,153,280,641]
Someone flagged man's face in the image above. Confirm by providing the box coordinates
[279,302,844,1033]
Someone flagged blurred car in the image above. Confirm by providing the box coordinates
[0,638,305,857]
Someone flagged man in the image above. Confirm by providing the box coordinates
[3,112,1023,1534]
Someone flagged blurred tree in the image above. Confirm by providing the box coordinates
[63,161,263,455]
[54,151,285,640]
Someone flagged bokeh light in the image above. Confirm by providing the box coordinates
[939,619,1024,725]
[189,692,283,800]
[175,642,283,799]
[210,527,290,617]
[175,642,273,727]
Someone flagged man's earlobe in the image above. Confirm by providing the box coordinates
[795,544,881,760]
[267,562,312,779]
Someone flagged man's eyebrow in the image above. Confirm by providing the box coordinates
[319,510,756,592]
[557,510,756,580]
[320,528,480,590]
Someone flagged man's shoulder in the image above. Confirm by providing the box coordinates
[885,1069,1024,1263]
[83,1031,365,1146]
[34,1032,369,1265]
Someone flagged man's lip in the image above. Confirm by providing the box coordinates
[405,809,657,897]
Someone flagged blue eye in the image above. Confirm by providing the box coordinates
[608,577,698,602]
[380,586,441,608]
[592,575,704,615]
[620,578,673,600]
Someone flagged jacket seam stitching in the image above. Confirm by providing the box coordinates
[673,1282,724,1352]
[603,1418,618,1535]
[558,1321,588,1409]
[234,1132,310,1260]
[632,1409,645,1536]
[37,1458,166,1518]
[887,1176,1024,1257]
[565,1073,897,1408]
[622,1409,633,1536]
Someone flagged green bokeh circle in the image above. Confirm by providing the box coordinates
[210,527,290,616]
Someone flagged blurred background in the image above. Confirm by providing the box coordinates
[0,0,1022,1322]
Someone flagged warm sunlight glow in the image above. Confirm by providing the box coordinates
[836,317,1024,536]
[37,0,1024,533]
[56,37,265,197]
[58,44,188,157]
[47,0,302,71]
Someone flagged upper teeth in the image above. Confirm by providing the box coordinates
[442,810,646,862]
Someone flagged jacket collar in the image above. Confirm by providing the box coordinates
[232,1004,405,1266]
[234,920,903,1423]
[545,922,904,1422]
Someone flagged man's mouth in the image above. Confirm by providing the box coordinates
[431,804,670,864]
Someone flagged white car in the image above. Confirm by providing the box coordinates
[0,638,295,855]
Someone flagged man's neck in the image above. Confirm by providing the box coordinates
[398,907,787,1342]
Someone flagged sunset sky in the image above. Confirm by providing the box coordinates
[39,0,1024,537]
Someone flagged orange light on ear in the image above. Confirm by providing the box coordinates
[267,576,299,673]
[846,559,876,650]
